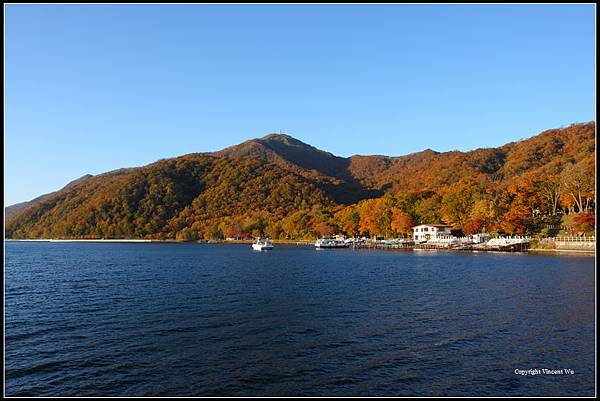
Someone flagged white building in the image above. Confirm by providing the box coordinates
[412,224,452,242]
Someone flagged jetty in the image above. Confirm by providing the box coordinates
[330,235,533,252]
[411,237,530,252]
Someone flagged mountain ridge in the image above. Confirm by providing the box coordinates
[5,121,595,240]
[5,174,95,222]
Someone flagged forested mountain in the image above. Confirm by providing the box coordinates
[5,174,94,222]
[212,133,381,203]
[5,122,596,240]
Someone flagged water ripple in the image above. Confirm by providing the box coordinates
[4,243,595,396]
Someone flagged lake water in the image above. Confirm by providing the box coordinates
[4,242,596,396]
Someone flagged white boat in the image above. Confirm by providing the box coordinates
[252,237,274,251]
[315,237,350,248]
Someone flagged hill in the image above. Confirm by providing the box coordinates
[5,174,94,222]
[5,122,596,240]
[212,133,381,203]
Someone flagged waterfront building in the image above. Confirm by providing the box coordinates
[412,224,452,242]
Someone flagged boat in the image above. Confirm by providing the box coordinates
[252,237,274,251]
[344,237,366,247]
[315,237,350,249]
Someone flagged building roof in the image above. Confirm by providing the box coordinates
[412,224,452,228]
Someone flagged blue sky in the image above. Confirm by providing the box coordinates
[4,4,596,206]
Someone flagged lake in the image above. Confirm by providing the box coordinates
[4,242,596,396]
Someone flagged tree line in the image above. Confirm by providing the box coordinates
[5,123,595,240]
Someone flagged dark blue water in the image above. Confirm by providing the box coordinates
[4,242,596,396]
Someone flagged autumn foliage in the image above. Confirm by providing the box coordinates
[5,122,596,240]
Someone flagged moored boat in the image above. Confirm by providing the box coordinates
[315,237,350,248]
[252,237,274,251]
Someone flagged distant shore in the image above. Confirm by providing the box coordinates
[4,238,312,245]
[5,238,155,243]
[5,238,595,254]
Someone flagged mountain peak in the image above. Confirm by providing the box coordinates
[5,122,595,240]
[261,132,295,140]
[259,132,310,148]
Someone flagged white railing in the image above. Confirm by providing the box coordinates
[548,236,596,242]
[426,237,459,244]
[486,236,531,246]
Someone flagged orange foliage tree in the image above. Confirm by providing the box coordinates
[390,208,414,237]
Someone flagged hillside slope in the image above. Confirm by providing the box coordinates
[5,174,94,223]
[5,122,595,239]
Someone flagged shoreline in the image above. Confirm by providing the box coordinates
[3,239,304,243]
[528,248,595,254]
[4,238,311,244]
[5,239,595,254]
[5,238,155,243]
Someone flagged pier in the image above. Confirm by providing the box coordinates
[341,236,534,253]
